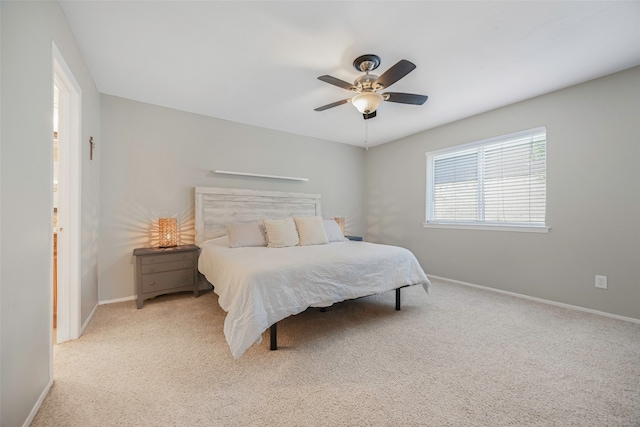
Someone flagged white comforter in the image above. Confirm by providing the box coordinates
[198,237,430,359]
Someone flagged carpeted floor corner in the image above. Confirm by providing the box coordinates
[32,279,640,426]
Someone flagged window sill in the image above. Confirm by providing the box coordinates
[422,223,550,233]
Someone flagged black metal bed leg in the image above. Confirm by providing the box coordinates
[270,323,277,351]
[396,288,401,311]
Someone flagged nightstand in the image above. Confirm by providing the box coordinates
[346,235,363,241]
[133,244,200,309]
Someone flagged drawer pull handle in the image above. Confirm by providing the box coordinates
[149,281,155,286]
[183,264,187,267]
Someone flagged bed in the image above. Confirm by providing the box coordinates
[195,187,430,359]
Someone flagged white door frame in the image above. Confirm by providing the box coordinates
[52,42,82,344]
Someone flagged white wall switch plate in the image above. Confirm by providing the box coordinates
[595,275,608,289]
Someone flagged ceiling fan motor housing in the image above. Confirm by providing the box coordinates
[354,74,379,91]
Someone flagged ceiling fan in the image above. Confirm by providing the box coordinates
[314,54,428,120]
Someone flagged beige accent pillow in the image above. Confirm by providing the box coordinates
[294,216,329,246]
[263,218,300,248]
[225,221,267,248]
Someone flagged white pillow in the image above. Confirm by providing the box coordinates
[294,216,329,246]
[323,219,348,242]
[263,218,300,248]
[225,221,267,248]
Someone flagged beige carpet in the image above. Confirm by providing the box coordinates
[32,279,640,426]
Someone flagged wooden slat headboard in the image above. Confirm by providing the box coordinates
[194,187,322,246]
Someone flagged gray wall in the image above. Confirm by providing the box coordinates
[0,2,100,426]
[98,95,365,302]
[365,66,640,320]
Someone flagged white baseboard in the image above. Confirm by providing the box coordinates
[428,274,640,325]
[98,295,136,305]
[80,302,98,336]
[22,377,53,427]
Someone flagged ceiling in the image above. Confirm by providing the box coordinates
[59,1,640,147]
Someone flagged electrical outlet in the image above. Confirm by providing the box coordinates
[595,275,608,289]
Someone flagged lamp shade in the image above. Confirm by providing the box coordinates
[351,91,383,114]
[158,218,179,248]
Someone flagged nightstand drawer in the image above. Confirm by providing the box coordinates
[141,259,194,275]
[142,269,194,293]
[140,252,194,265]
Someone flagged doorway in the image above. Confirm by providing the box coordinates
[52,42,82,344]
[53,85,59,336]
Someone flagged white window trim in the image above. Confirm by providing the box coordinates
[422,222,550,233]
[425,126,548,232]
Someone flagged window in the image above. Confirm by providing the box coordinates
[425,126,548,232]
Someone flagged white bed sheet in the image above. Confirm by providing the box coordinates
[198,237,430,359]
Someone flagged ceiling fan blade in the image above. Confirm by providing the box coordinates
[373,60,416,90]
[314,98,350,111]
[317,75,356,91]
[363,111,377,120]
[383,92,428,105]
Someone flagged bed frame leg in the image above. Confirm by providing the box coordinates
[270,323,277,351]
[396,288,401,311]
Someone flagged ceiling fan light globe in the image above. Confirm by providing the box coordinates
[351,92,383,114]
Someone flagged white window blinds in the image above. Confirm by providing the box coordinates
[426,127,546,228]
